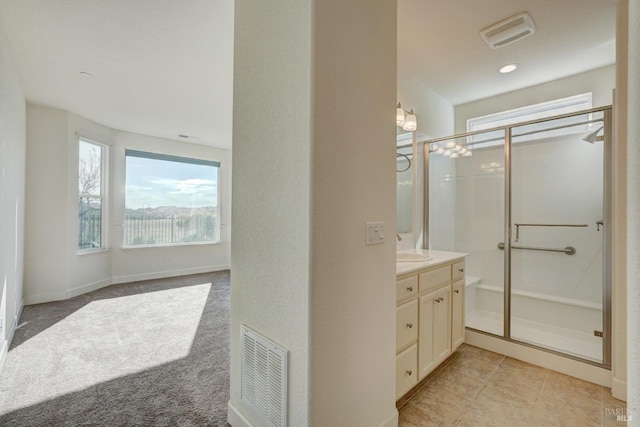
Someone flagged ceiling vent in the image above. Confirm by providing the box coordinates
[480,12,536,49]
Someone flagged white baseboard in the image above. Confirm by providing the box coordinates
[66,278,112,300]
[466,329,611,387]
[24,290,68,305]
[611,376,627,401]
[379,409,399,427]
[0,337,7,375]
[227,401,254,427]
[25,265,230,305]
[111,264,229,285]
[0,298,24,375]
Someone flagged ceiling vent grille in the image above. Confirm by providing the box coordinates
[241,325,288,427]
[480,12,536,49]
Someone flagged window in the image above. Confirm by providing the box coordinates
[78,138,107,252]
[466,93,593,148]
[124,150,220,246]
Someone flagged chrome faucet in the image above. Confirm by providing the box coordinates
[396,234,402,241]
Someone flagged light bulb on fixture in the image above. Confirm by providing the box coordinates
[463,151,472,157]
[396,102,418,131]
[445,141,456,149]
[396,103,405,126]
[436,147,445,154]
[402,109,417,131]
[431,143,440,152]
[450,153,460,159]
[444,149,453,157]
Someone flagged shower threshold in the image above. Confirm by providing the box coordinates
[466,309,602,363]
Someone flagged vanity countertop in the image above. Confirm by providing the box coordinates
[396,249,467,276]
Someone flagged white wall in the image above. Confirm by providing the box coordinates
[397,72,456,250]
[612,0,629,402]
[24,105,69,302]
[625,0,640,418]
[230,1,312,423]
[230,1,397,426]
[110,130,231,284]
[397,71,454,139]
[455,65,615,133]
[24,104,230,304]
[0,14,25,369]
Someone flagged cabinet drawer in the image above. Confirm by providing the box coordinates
[452,261,466,281]
[396,343,418,400]
[419,265,451,294]
[397,275,418,303]
[396,299,418,351]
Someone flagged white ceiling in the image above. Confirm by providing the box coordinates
[399,0,619,105]
[0,0,234,149]
[0,1,620,150]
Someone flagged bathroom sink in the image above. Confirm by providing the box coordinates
[396,252,433,262]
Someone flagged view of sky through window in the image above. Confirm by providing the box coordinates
[125,156,218,210]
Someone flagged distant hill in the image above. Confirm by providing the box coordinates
[124,206,216,218]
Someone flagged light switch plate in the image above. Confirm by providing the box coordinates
[366,222,385,245]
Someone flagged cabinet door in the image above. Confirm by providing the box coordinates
[418,286,451,380]
[452,279,465,350]
[418,291,435,380]
[432,286,452,366]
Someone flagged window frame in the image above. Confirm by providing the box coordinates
[78,136,108,254]
[123,149,221,248]
[465,93,594,148]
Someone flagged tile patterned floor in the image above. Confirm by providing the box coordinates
[398,344,628,426]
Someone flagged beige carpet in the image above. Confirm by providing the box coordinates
[0,271,230,426]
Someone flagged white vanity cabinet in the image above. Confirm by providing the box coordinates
[395,255,465,400]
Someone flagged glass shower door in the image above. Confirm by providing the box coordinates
[508,111,607,363]
[428,129,506,337]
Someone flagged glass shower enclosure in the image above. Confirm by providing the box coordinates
[425,106,612,366]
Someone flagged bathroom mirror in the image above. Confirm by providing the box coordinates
[396,131,415,234]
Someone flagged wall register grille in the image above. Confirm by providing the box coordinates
[240,325,288,427]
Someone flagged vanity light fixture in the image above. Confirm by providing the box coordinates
[499,63,518,74]
[396,102,418,131]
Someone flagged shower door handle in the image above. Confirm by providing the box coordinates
[596,220,603,231]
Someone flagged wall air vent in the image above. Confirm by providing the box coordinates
[240,325,288,427]
[480,12,536,49]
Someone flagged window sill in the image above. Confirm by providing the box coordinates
[121,241,222,250]
[78,248,110,256]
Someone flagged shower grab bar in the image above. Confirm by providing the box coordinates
[514,223,588,241]
[497,242,576,255]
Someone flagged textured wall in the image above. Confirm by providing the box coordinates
[0,13,25,367]
[230,0,397,425]
[626,0,639,421]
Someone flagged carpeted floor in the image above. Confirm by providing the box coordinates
[0,270,231,426]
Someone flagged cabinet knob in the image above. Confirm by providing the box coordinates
[458,268,464,273]
[405,370,412,376]
[407,286,413,292]
[406,323,413,329]
[435,297,442,303]
[454,289,460,294]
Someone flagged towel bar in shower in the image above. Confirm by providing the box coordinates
[514,223,588,241]
[497,242,576,255]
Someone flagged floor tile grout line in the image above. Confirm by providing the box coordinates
[532,368,550,409]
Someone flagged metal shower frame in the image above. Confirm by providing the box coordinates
[415,105,613,368]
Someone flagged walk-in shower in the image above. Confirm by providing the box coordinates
[423,106,612,366]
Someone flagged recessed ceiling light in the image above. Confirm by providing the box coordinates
[80,71,92,78]
[499,64,518,74]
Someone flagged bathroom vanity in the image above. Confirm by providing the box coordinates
[395,250,467,400]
